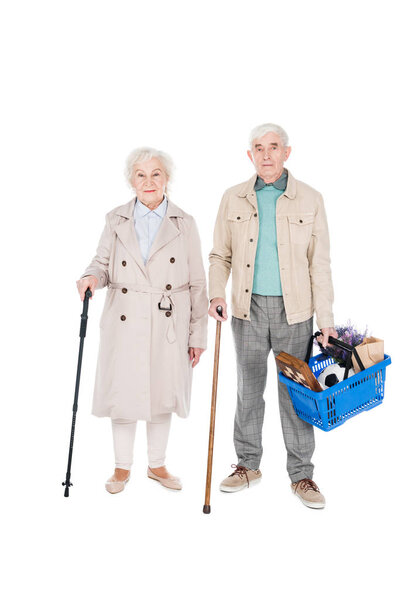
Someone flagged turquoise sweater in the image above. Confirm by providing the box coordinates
[252,186,282,295]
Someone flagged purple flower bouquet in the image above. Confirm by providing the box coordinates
[314,321,369,364]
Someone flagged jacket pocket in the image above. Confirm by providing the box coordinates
[227,211,253,223]
[287,214,314,245]
[227,211,253,265]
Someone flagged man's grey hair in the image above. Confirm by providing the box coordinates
[125,146,174,188]
[249,123,289,148]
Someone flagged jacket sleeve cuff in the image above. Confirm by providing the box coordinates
[316,314,335,330]
[208,286,226,302]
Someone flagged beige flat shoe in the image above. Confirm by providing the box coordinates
[147,467,182,490]
[105,475,130,494]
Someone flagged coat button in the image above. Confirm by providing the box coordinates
[245,289,249,293]
[244,314,247,318]
[165,311,171,317]
[247,264,250,268]
[170,257,175,263]
[166,284,172,290]
[120,315,126,321]
[299,219,303,223]
[237,216,241,220]
[122,260,127,266]
[250,238,254,242]
[122,288,127,294]
[254,213,257,217]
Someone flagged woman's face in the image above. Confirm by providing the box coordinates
[131,157,168,206]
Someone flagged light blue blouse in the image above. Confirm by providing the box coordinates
[133,196,168,264]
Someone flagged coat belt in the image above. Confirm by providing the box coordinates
[108,282,190,344]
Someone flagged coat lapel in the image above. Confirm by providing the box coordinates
[147,200,183,262]
[114,199,147,276]
[113,198,184,271]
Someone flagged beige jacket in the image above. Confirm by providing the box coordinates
[209,170,334,329]
[81,198,208,421]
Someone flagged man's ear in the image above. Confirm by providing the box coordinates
[285,146,292,160]
[247,149,254,164]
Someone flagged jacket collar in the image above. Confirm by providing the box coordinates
[254,168,288,191]
[237,169,296,206]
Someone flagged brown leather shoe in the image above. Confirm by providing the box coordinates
[219,464,262,493]
[291,478,325,509]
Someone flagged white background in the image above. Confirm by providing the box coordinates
[1,1,399,598]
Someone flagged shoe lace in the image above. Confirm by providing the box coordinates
[229,464,250,487]
[294,478,320,493]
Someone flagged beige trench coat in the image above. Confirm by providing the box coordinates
[81,198,208,421]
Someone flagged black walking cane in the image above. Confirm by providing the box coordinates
[203,305,223,514]
[62,288,92,497]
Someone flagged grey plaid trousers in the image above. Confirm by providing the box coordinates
[232,295,315,482]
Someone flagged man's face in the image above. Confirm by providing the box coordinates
[247,132,291,183]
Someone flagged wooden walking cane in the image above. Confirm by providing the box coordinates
[62,288,92,497]
[203,305,223,514]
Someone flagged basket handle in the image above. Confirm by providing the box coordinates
[305,331,365,373]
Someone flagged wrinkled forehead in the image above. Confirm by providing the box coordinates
[134,157,167,174]
[252,131,285,148]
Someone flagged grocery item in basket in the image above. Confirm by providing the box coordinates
[317,363,355,390]
[313,321,368,363]
[351,337,384,373]
[276,352,323,392]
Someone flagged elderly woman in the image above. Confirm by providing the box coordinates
[76,147,208,493]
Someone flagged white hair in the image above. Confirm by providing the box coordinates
[124,146,174,188]
[249,123,289,148]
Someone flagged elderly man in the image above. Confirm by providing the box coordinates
[208,123,336,509]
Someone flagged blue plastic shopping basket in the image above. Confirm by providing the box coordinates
[279,333,391,431]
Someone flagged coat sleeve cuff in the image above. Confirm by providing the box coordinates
[80,267,108,289]
[188,335,207,350]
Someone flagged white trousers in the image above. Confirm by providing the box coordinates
[111,414,172,470]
